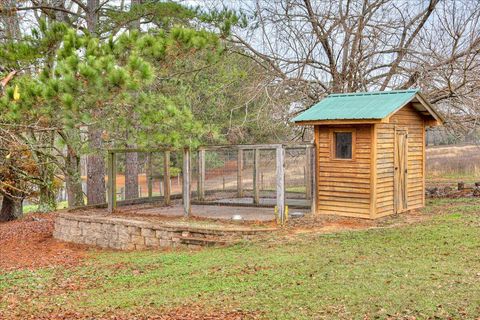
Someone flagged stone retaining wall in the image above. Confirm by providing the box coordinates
[54,214,274,250]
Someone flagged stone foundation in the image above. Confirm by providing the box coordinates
[54,213,274,250]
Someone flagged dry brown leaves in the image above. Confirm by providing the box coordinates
[20,306,259,320]
[0,212,87,271]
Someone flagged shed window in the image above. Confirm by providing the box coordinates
[334,132,353,159]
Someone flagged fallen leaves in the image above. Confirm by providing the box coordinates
[0,213,87,271]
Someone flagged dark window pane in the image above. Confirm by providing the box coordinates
[335,132,352,159]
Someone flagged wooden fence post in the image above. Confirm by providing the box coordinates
[311,144,317,215]
[107,151,117,213]
[198,149,205,201]
[253,148,260,205]
[237,149,243,198]
[147,152,153,199]
[276,146,285,223]
[183,147,191,216]
[305,146,312,200]
[163,151,171,206]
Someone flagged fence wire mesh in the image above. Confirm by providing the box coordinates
[107,144,314,215]
[111,151,181,202]
[197,146,314,207]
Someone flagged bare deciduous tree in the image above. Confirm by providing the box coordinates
[215,0,480,139]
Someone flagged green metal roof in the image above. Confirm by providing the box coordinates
[292,89,420,122]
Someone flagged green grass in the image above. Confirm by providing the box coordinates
[2,199,480,319]
[427,172,478,181]
[261,186,306,193]
[286,186,306,193]
[23,201,68,214]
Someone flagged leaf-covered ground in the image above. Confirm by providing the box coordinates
[1,198,479,319]
[0,213,85,271]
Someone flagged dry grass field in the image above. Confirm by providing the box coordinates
[426,144,480,187]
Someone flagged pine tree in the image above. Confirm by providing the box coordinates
[0,22,221,217]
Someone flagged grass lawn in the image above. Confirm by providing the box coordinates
[23,200,69,214]
[1,198,480,319]
[426,172,479,185]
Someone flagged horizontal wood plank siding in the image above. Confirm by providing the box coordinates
[375,123,395,217]
[316,125,372,218]
[390,104,426,211]
[312,102,427,219]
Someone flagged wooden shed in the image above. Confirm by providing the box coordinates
[292,90,443,219]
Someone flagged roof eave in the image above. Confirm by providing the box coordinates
[415,92,445,125]
[381,92,444,125]
[292,90,444,126]
[293,118,387,126]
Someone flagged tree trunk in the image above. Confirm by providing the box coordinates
[130,0,143,30]
[85,0,106,205]
[0,0,22,41]
[65,145,85,207]
[51,0,70,23]
[86,0,99,34]
[87,128,106,205]
[123,0,142,199]
[125,151,139,199]
[0,194,23,222]
[36,131,57,213]
[38,185,57,212]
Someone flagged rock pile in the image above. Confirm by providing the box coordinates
[426,182,480,198]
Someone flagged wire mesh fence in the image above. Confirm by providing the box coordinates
[287,147,314,200]
[200,148,239,200]
[195,145,314,207]
[106,149,181,207]
[112,152,149,201]
[106,144,314,217]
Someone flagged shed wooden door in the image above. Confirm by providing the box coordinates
[394,130,408,213]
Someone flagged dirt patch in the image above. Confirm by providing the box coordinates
[288,213,374,230]
[283,209,434,237]
[0,212,88,271]
[71,202,279,228]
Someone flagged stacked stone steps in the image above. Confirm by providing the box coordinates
[54,213,276,250]
[179,236,230,247]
